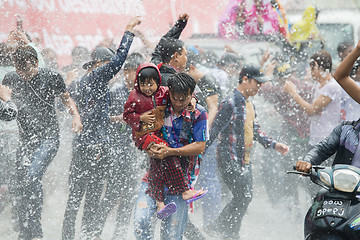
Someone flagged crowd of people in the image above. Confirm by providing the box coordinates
[0,0,360,240]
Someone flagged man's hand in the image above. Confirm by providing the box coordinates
[186,97,197,112]
[283,81,297,96]
[147,144,172,160]
[72,115,83,133]
[7,30,30,50]
[275,142,289,155]
[125,16,142,32]
[296,160,312,173]
[178,13,189,21]
[0,85,12,102]
[110,113,124,124]
[265,60,277,76]
[60,92,83,133]
[140,110,155,124]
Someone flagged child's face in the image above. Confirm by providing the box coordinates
[139,78,158,97]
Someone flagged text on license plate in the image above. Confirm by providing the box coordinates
[315,200,350,219]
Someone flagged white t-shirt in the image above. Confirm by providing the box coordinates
[309,78,342,146]
[340,82,360,121]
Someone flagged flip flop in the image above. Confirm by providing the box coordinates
[156,202,177,219]
[185,189,209,204]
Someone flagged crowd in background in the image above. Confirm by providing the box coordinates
[0,0,360,240]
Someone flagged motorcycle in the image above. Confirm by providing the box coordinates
[288,164,360,240]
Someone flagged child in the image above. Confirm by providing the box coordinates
[124,63,207,219]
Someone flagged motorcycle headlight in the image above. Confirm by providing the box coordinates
[333,169,360,193]
[318,171,331,187]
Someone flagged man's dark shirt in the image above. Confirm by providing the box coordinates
[194,73,221,111]
[3,68,66,141]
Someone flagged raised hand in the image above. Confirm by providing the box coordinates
[178,13,189,21]
[126,16,142,32]
[275,142,289,155]
[283,81,296,96]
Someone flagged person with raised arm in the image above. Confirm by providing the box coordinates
[62,16,141,240]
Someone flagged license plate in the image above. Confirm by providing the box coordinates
[314,200,350,219]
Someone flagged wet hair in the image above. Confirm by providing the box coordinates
[167,72,196,96]
[310,50,332,72]
[337,42,352,54]
[137,67,160,86]
[201,50,219,68]
[159,37,185,64]
[13,45,38,71]
[71,46,90,62]
[124,52,144,71]
[185,49,201,70]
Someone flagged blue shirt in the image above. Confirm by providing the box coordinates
[162,104,209,148]
[69,31,134,145]
[162,103,209,187]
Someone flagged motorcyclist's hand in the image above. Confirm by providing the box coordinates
[296,160,312,173]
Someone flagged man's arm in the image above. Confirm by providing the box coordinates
[297,122,344,173]
[148,141,205,160]
[253,120,276,149]
[283,81,332,116]
[253,119,289,154]
[206,99,233,148]
[60,91,83,133]
[333,41,360,103]
[303,122,343,165]
[151,13,189,65]
[205,94,219,127]
[90,17,141,86]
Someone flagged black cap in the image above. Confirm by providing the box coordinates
[82,47,115,69]
[239,63,270,83]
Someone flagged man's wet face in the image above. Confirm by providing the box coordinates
[15,59,38,80]
[247,78,264,96]
[169,90,192,113]
[176,47,188,72]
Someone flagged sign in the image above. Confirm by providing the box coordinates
[0,0,228,66]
